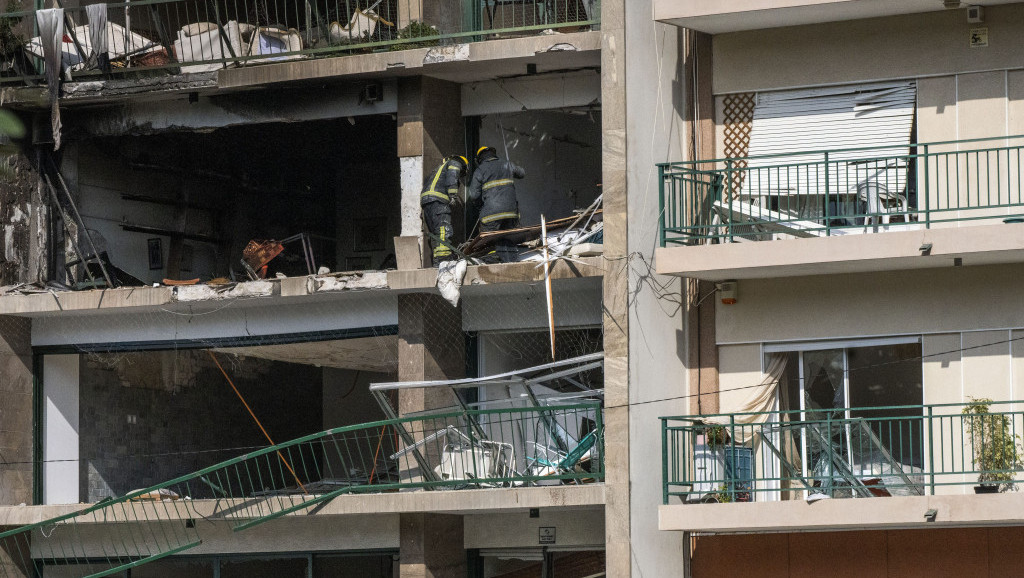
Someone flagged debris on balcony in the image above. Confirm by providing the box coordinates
[436,259,468,306]
[26,21,163,73]
[162,277,201,286]
[241,234,315,280]
[370,353,605,487]
[461,197,603,263]
[0,281,69,295]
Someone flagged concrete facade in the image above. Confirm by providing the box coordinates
[0,0,670,575]
[646,2,1024,577]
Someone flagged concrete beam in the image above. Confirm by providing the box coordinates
[0,485,605,527]
[217,32,601,89]
[0,257,603,318]
[386,256,605,290]
[65,80,398,137]
[655,223,1024,281]
[660,492,1024,534]
[460,70,601,116]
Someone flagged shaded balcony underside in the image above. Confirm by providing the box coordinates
[655,220,1024,280]
[654,0,1021,34]
[659,492,1024,533]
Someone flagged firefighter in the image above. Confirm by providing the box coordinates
[421,155,468,266]
[468,146,526,263]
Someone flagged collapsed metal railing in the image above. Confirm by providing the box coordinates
[0,401,603,578]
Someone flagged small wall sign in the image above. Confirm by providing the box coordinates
[539,527,556,545]
[970,27,989,48]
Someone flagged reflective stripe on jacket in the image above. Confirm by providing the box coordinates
[420,159,462,206]
[468,157,526,220]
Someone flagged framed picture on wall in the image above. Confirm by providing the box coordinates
[147,238,163,270]
[352,219,386,253]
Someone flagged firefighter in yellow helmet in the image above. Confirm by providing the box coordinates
[421,155,468,266]
[468,146,526,263]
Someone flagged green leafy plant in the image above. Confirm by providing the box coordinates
[391,21,439,50]
[702,424,729,448]
[711,484,733,503]
[962,397,1023,491]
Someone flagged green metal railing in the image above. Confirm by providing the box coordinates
[661,400,1024,504]
[658,135,1024,246]
[0,402,603,577]
[0,0,599,85]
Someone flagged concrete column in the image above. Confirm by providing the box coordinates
[399,513,466,578]
[420,0,464,36]
[600,0,631,573]
[0,150,49,286]
[397,293,465,415]
[0,317,34,507]
[395,292,464,484]
[396,77,465,268]
[683,30,719,415]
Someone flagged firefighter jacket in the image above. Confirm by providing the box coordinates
[420,158,464,206]
[468,156,526,223]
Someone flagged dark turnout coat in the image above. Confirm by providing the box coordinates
[468,155,526,223]
[420,158,465,206]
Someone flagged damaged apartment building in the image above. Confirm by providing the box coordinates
[0,0,634,575]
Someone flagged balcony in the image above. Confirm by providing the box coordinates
[661,400,1024,506]
[656,136,1024,279]
[0,403,604,576]
[0,0,598,86]
[653,0,1021,34]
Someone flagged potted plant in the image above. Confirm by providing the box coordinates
[962,398,1023,493]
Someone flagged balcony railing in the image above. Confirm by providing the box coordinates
[658,135,1024,246]
[0,403,603,577]
[661,401,1024,504]
[0,0,599,85]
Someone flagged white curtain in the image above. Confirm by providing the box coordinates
[706,352,789,443]
[85,4,108,68]
[36,9,63,150]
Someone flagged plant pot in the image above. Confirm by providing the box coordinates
[974,484,1000,494]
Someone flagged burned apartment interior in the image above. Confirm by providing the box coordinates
[37,309,604,505]
[29,104,603,288]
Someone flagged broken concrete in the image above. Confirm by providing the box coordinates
[0,154,46,287]
[306,271,389,293]
[173,280,275,302]
[423,44,470,64]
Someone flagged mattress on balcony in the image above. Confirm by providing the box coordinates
[173,20,253,73]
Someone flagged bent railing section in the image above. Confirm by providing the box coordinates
[0,403,603,577]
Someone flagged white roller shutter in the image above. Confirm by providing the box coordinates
[743,81,917,200]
